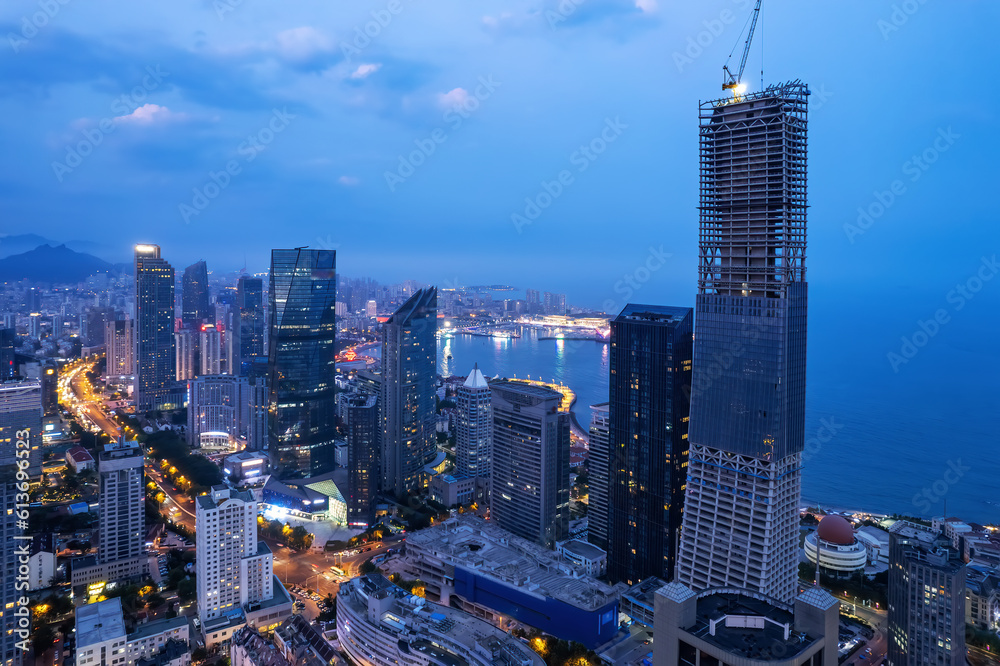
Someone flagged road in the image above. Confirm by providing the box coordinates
[146,463,196,532]
[62,358,121,440]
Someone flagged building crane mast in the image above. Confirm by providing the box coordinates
[723,0,762,98]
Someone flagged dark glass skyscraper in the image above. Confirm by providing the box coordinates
[267,249,338,478]
[380,287,437,498]
[346,394,379,527]
[676,81,809,603]
[182,260,211,326]
[607,305,693,585]
[134,244,177,412]
[235,276,265,376]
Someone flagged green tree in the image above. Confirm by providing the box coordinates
[178,578,196,600]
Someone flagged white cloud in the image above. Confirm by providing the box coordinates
[338,176,360,186]
[635,0,658,12]
[438,88,469,109]
[113,104,184,125]
[274,27,333,62]
[349,63,382,80]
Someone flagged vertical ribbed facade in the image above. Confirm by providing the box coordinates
[346,394,379,526]
[267,249,338,478]
[586,403,610,551]
[607,305,692,585]
[455,365,492,482]
[380,288,437,498]
[676,81,809,604]
[134,244,176,412]
[235,276,265,376]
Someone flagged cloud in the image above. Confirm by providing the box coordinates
[349,63,382,80]
[438,88,469,109]
[338,175,360,186]
[113,103,185,125]
[273,27,335,64]
[635,0,658,12]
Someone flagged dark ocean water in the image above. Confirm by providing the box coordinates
[436,309,1000,525]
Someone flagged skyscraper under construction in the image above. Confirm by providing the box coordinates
[676,81,809,604]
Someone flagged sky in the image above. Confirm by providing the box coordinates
[0,0,998,316]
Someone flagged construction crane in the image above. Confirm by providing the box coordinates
[722,0,762,99]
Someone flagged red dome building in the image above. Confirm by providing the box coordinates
[805,515,868,574]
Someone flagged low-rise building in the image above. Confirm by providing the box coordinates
[556,539,607,577]
[273,614,338,665]
[231,625,289,666]
[65,445,96,473]
[28,532,57,591]
[223,452,268,486]
[620,577,667,629]
[75,597,191,666]
[337,574,545,666]
[653,583,840,665]
[404,515,620,648]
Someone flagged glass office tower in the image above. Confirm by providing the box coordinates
[380,287,437,498]
[134,244,176,412]
[236,276,265,376]
[182,260,212,326]
[607,305,693,585]
[267,249,338,478]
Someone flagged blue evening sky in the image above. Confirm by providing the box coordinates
[0,0,997,315]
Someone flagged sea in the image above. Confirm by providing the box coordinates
[436,313,1000,526]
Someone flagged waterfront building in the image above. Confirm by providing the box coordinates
[653,583,840,665]
[676,81,810,604]
[887,531,966,665]
[804,515,869,575]
[404,515,619,649]
[489,380,569,548]
[134,244,177,411]
[607,304,692,586]
[380,287,437,497]
[586,403,610,551]
[455,364,491,485]
[337,573,546,666]
[267,249,338,478]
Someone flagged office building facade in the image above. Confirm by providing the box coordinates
[345,394,378,527]
[887,532,966,666]
[98,440,145,566]
[235,276,265,376]
[380,287,437,498]
[134,244,177,411]
[200,325,223,376]
[676,81,809,603]
[489,380,570,548]
[182,260,211,327]
[608,305,693,585]
[267,249,338,478]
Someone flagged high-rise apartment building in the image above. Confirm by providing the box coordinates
[607,305,693,585]
[0,467,24,666]
[455,364,491,483]
[188,374,267,451]
[134,244,177,411]
[345,394,379,527]
[0,329,15,381]
[182,260,211,327]
[543,292,566,315]
[380,288,437,498]
[175,329,196,381]
[105,320,135,376]
[365,299,377,318]
[200,324,223,376]
[586,402,610,552]
[489,380,569,548]
[887,532,966,666]
[267,249,338,478]
[195,486,280,635]
[676,81,809,603]
[235,276,265,376]
[97,440,144,565]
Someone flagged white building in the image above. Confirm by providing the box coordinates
[106,320,135,376]
[187,375,266,451]
[75,597,191,666]
[803,515,868,574]
[366,300,377,317]
[200,325,223,376]
[455,365,491,483]
[557,539,607,577]
[175,330,196,381]
[28,533,57,591]
[196,486,292,647]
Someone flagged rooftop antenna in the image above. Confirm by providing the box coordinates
[722,0,763,99]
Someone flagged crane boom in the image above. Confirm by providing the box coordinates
[723,0,762,97]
